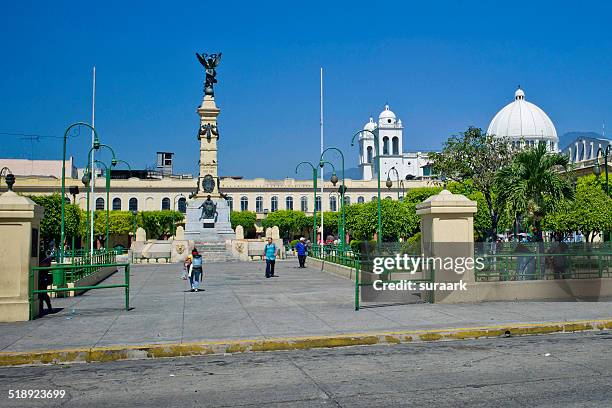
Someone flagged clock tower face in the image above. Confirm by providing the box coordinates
[202,174,216,193]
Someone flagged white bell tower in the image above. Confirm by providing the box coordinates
[359,117,376,181]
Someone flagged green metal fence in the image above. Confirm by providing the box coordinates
[475,242,612,281]
[54,249,118,285]
[29,261,130,320]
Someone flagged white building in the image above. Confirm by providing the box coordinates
[358,104,432,181]
[487,87,559,151]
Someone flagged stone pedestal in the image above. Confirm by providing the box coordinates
[416,189,477,303]
[0,191,43,321]
[184,198,235,242]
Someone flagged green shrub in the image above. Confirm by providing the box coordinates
[290,239,299,248]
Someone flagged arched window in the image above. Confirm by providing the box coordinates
[129,197,138,212]
[344,196,351,205]
[286,196,293,210]
[383,136,389,155]
[178,197,187,213]
[95,197,105,210]
[315,196,321,211]
[240,196,248,211]
[392,137,399,155]
[112,197,121,211]
[371,196,377,202]
[256,196,264,213]
[300,196,308,212]
[271,196,278,212]
[225,196,232,212]
[330,195,337,212]
[161,197,171,210]
[358,196,365,204]
[367,146,373,163]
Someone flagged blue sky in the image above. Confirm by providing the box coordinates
[1,1,611,179]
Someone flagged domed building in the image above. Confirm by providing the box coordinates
[487,87,559,151]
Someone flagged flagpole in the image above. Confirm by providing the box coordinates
[319,67,324,245]
[90,66,96,253]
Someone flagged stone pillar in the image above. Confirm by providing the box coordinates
[0,189,44,321]
[135,227,146,242]
[416,190,477,303]
[175,226,185,240]
[271,226,280,240]
[197,96,221,198]
[235,225,244,240]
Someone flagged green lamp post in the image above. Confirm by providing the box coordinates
[593,145,611,241]
[60,122,99,262]
[295,161,319,244]
[352,129,382,245]
[320,147,346,251]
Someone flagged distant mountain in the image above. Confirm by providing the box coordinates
[559,131,604,149]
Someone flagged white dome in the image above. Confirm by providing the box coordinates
[379,104,397,125]
[363,116,377,132]
[487,87,558,146]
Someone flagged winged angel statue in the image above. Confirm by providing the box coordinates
[196,52,222,96]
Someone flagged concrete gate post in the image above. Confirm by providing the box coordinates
[416,189,477,303]
[0,183,44,321]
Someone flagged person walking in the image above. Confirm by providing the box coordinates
[38,256,53,315]
[263,237,277,278]
[295,237,307,268]
[189,249,204,292]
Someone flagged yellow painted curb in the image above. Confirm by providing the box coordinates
[0,318,610,367]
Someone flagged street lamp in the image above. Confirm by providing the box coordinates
[295,161,319,245]
[60,122,99,262]
[352,129,382,245]
[387,166,401,200]
[81,170,91,253]
[91,160,115,250]
[320,147,346,251]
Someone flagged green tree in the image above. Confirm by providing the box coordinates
[402,186,442,204]
[496,142,574,241]
[429,127,513,240]
[230,211,256,236]
[543,175,612,242]
[29,194,83,244]
[346,199,419,241]
[262,210,309,238]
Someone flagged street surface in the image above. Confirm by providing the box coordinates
[0,331,610,407]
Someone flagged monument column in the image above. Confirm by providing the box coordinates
[197,96,221,198]
[184,51,235,244]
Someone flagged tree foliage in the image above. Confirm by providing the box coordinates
[29,194,83,244]
[262,210,309,238]
[428,127,513,240]
[496,142,574,241]
[543,175,612,242]
[345,199,419,241]
[230,211,257,236]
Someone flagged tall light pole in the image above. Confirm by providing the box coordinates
[352,129,382,245]
[85,138,117,251]
[60,122,99,262]
[92,159,116,250]
[320,147,346,251]
[81,169,91,253]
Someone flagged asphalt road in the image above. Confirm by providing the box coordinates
[0,331,610,407]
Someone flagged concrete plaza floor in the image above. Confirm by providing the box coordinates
[1,260,611,353]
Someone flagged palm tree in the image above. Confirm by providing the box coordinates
[496,142,574,241]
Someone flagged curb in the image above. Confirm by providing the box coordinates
[1,319,611,367]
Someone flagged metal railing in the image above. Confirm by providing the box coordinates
[29,262,130,319]
[55,249,118,284]
[309,244,359,269]
[475,242,612,281]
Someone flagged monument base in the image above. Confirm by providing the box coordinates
[184,197,235,243]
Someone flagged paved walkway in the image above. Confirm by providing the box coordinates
[1,261,611,353]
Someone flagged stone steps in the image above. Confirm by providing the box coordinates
[194,242,237,263]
